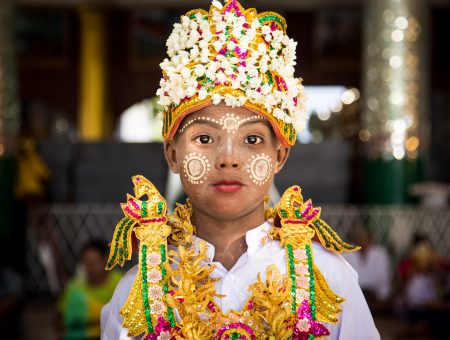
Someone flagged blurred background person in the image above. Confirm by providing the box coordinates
[57,240,122,340]
[400,235,450,339]
[343,227,392,313]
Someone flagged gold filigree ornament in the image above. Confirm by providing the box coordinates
[273,185,360,327]
[105,175,176,338]
[106,177,360,339]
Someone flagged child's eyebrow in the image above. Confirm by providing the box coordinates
[178,115,265,134]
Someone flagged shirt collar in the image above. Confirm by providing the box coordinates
[193,221,272,261]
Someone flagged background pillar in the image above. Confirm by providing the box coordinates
[78,7,110,141]
[361,0,430,203]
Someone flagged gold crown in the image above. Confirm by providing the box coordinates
[157,0,306,146]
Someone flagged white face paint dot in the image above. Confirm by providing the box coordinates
[246,153,273,185]
[222,116,240,133]
[182,152,211,184]
[178,113,261,135]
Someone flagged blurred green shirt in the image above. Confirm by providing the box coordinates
[58,271,122,340]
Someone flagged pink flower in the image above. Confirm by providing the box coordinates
[295,264,308,276]
[293,248,307,261]
[297,275,310,288]
[147,252,162,267]
[148,285,164,300]
[157,331,172,340]
[151,301,166,315]
[296,289,309,301]
[296,317,311,332]
[147,269,162,283]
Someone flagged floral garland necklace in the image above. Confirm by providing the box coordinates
[106,175,359,339]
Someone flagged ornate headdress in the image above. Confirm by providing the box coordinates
[157,0,307,147]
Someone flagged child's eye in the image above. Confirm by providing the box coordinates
[245,135,263,144]
[195,135,213,144]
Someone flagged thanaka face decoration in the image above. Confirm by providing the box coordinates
[183,152,211,184]
[178,113,261,134]
[246,153,273,186]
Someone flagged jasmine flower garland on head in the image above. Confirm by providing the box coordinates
[156,0,307,146]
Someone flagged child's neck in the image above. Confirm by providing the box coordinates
[193,204,265,271]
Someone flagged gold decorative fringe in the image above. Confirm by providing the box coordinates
[313,219,360,254]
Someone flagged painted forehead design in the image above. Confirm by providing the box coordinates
[178,113,263,134]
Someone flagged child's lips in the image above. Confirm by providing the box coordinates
[212,180,244,193]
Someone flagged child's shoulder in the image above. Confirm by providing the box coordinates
[311,241,359,294]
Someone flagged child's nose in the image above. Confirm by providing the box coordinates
[215,136,243,170]
[215,153,242,169]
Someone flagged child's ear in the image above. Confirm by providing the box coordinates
[164,140,180,174]
[274,144,290,174]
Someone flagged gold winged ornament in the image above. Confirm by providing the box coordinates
[105,175,176,339]
[106,177,360,339]
[270,185,360,336]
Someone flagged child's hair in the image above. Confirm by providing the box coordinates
[81,239,109,257]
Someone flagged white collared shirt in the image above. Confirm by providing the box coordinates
[101,222,380,339]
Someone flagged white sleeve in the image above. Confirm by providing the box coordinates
[313,244,380,340]
[101,266,139,340]
[329,266,380,340]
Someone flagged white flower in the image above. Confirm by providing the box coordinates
[272,30,284,43]
[224,94,238,107]
[261,83,272,95]
[189,46,199,59]
[189,20,198,30]
[216,71,227,83]
[198,89,208,100]
[216,21,226,33]
[195,12,203,22]
[212,93,222,105]
[257,43,267,54]
[224,67,234,76]
[200,51,210,63]
[213,40,223,52]
[206,66,217,80]
[231,80,240,89]
[259,57,269,73]
[236,96,247,106]
[220,58,231,70]
[212,10,222,23]
[199,40,209,50]
[224,12,235,24]
[248,76,260,88]
[194,64,205,77]
[232,26,243,39]
[181,67,191,79]
[212,0,223,9]
[202,30,212,42]
[271,41,281,51]
[269,49,278,59]
[261,25,271,36]
[264,94,277,111]
[227,41,236,50]
[273,108,284,120]
[186,86,196,97]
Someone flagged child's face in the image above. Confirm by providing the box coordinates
[165,103,290,221]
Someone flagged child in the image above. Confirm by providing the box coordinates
[101,1,379,339]
[58,240,122,340]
